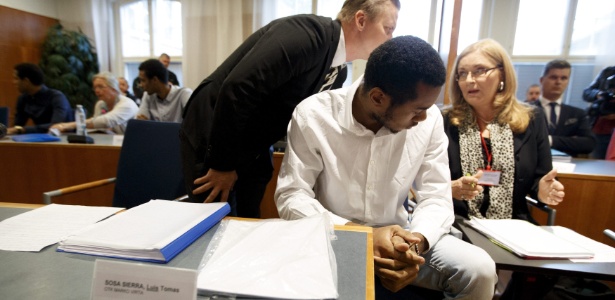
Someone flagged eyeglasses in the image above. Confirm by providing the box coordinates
[456,66,501,81]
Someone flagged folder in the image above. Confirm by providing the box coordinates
[58,200,230,263]
[466,218,594,259]
[12,133,61,142]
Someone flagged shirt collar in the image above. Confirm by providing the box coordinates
[339,75,392,137]
[331,27,346,67]
[540,96,562,107]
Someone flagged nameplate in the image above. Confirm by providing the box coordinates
[113,135,124,146]
[91,260,197,300]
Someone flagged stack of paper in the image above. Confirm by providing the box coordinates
[466,218,594,259]
[197,214,338,299]
[0,204,123,252]
[58,200,230,263]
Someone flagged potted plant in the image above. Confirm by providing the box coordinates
[39,23,99,116]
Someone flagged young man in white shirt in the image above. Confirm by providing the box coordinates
[276,36,497,299]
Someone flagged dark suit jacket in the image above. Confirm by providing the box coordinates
[533,101,596,156]
[181,15,345,172]
[443,108,552,222]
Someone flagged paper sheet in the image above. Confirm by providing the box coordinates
[542,226,615,263]
[552,161,576,173]
[197,215,338,299]
[0,204,123,252]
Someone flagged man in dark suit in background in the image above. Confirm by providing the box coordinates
[181,0,401,217]
[535,59,595,157]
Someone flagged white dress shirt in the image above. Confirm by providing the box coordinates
[539,96,563,125]
[92,95,138,134]
[138,85,193,122]
[275,76,454,250]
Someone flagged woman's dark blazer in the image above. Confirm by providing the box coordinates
[442,107,553,222]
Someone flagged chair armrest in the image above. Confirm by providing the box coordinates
[175,194,190,202]
[604,229,615,241]
[43,178,116,204]
[526,196,556,225]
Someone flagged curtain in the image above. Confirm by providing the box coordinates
[593,7,615,75]
[181,0,258,89]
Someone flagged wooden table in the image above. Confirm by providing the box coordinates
[0,203,374,300]
[533,159,615,247]
[0,135,120,206]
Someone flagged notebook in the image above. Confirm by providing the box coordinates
[465,218,594,259]
[58,200,230,263]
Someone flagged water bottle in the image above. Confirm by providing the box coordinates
[75,105,87,136]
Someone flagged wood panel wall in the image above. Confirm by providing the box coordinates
[0,5,59,126]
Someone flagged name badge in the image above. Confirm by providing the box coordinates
[477,170,501,186]
[91,259,197,300]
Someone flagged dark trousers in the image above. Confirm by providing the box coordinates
[180,130,273,218]
[375,276,442,300]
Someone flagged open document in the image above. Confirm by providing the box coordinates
[0,204,123,252]
[197,214,338,299]
[466,218,594,259]
[58,200,230,263]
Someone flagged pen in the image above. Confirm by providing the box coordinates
[465,173,476,188]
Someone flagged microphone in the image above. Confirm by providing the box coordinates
[0,123,7,139]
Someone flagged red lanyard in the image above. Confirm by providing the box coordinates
[480,134,492,170]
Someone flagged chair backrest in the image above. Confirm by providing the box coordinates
[112,119,185,208]
[0,106,8,126]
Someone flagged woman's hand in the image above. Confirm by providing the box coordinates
[538,169,565,205]
[452,170,484,201]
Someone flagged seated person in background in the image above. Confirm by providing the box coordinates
[135,59,192,122]
[51,72,138,134]
[534,59,595,157]
[444,39,565,222]
[276,36,497,299]
[132,76,144,100]
[7,63,72,134]
[158,53,180,86]
[524,84,540,103]
[443,38,566,300]
[583,65,615,159]
[118,76,139,105]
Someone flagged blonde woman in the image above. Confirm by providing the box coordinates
[443,39,565,223]
[51,72,138,134]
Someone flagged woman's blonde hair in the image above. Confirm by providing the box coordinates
[447,39,533,133]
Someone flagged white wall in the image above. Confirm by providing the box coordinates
[0,0,58,19]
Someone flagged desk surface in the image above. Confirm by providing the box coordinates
[455,219,615,281]
[0,205,374,300]
[563,158,615,178]
[0,133,119,147]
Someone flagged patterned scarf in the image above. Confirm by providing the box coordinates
[458,117,515,219]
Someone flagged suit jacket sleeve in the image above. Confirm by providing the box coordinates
[550,106,596,155]
[208,17,338,171]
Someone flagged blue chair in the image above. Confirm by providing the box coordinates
[0,106,8,126]
[43,119,185,208]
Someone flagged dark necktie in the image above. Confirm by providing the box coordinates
[548,102,557,134]
[319,64,346,92]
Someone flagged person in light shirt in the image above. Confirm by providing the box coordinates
[276,36,497,299]
[136,59,192,123]
[51,72,138,134]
